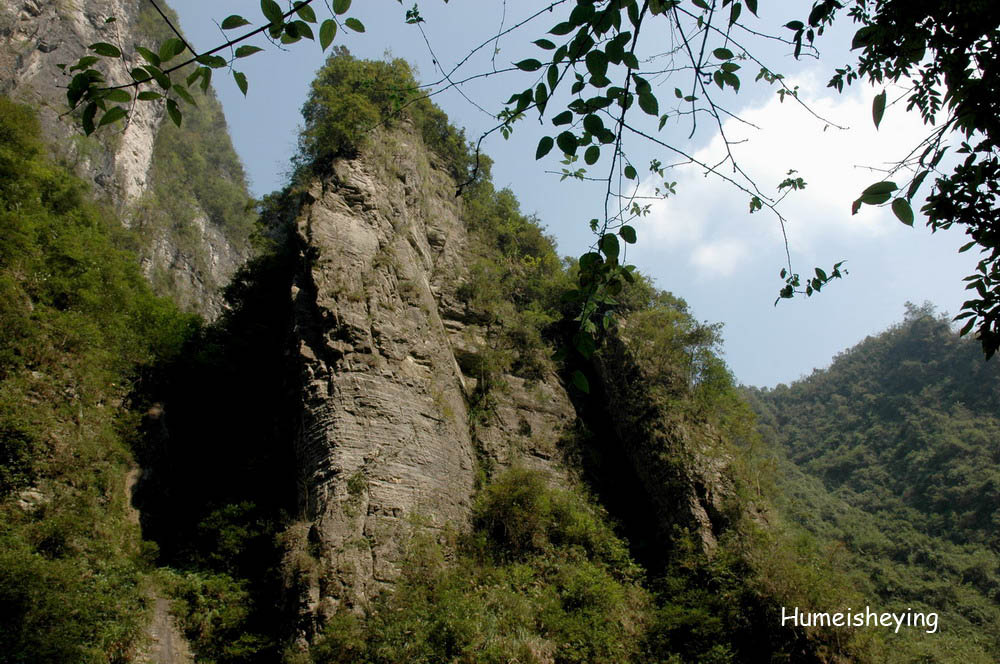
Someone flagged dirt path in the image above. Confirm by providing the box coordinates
[142,597,193,664]
[128,466,194,664]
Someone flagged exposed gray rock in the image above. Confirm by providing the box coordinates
[286,130,577,636]
[0,0,159,207]
[0,0,251,319]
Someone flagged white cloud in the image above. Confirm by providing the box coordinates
[631,71,934,279]
[691,240,749,277]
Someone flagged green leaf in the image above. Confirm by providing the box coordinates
[344,17,365,32]
[585,50,608,78]
[197,54,228,69]
[556,131,578,155]
[514,58,542,72]
[82,102,98,135]
[891,198,914,226]
[862,181,898,196]
[569,2,595,25]
[746,0,758,14]
[233,70,248,96]
[97,106,128,127]
[624,164,637,179]
[638,91,658,115]
[69,56,100,72]
[186,67,203,87]
[712,47,734,60]
[166,98,182,127]
[872,89,886,129]
[550,21,574,36]
[158,37,186,62]
[137,91,162,101]
[261,0,283,24]
[860,192,892,205]
[290,20,314,39]
[552,110,573,126]
[235,45,264,58]
[571,370,590,394]
[320,19,337,50]
[135,46,160,67]
[173,83,196,106]
[221,14,251,29]
[573,331,596,359]
[145,65,171,90]
[533,38,556,50]
[90,42,121,58]
[104,89,131,103]
[600,233,620,259]
[583,114,604,135]
[295,2,317,22]
[584,145,600,165]
[619,225,637,243]
[547,65,559,93]
[907,169,929,201]
[534,83,548,111]
[729,2,742,26]
[333,0,352,15]
[852,25,877,50]
[535,136,554,159]
[198,67,212,92]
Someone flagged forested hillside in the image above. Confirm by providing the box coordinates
[4,0,999,659]
[748,304,1000,662]
[0,96,195,662]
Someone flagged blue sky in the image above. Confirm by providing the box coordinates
[168,0,979,387]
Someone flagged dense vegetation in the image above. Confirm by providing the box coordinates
[0,96,194,662]
[748,303,1000,662]
[297,47,475,183]
[284,51,870,664]
[306,467,649,664]
[8,32,996,662]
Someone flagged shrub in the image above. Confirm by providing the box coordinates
[298,48,474,181]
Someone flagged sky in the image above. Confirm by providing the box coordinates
[168,0,979,387]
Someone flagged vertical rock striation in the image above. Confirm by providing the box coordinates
[285,129,577,630]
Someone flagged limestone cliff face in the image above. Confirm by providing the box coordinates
[0,0,251,318]
[284,130,576,630]
[0,0,158,205]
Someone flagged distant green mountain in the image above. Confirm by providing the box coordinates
[748,303,1000,662]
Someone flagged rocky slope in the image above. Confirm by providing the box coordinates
[0,0,252,317]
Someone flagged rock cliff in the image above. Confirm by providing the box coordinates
[0,0,252,317]
[285,128,578,630]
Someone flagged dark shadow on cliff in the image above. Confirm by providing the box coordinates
[129,218,301,661]
[555,325,824,663]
